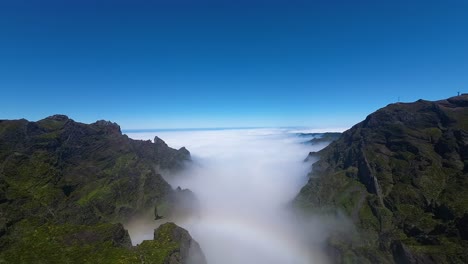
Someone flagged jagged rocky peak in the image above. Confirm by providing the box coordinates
[44,114,70,121]
[154,136,169,147]
[92,119,122,134]
[151,136,191,165]
[178,146,190,156]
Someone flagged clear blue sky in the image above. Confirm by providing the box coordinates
[1,0,467,129]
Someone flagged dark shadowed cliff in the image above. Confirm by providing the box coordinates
[0,115,204,263]
[296,95,468,263]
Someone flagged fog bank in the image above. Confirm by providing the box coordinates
[127,128,336,264]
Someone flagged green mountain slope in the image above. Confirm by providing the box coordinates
[0,115,203,263]
[296,95,468,263]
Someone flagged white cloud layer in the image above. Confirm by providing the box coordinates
[126,128,337,264]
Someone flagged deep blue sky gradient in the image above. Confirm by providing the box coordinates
[1,0,467,129]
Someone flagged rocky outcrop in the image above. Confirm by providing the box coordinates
[296,95,468,263]
[0,115,196,263]
[126,222,207,264]
[149,223,207,264]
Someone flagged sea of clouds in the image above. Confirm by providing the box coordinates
[125,128,345,264]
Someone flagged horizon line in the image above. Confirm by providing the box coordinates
[122,126,349,133]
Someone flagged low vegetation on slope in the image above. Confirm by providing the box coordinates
[296,95,468,263]
[0,115,202,263]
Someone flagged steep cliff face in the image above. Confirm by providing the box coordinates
[296,95,468,263]
[0,115,198,263]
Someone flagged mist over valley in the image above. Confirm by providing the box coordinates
[126,129,340,264]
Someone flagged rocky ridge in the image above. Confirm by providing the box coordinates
[296,95,468,263]
[0,115,203,263]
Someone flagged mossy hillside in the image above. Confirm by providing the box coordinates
[137,223,183,263]
[0,115,193,263]
[1,220,133,264]
[0,220,196,264]
[0,115,188,222]
[296,95,468,263]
